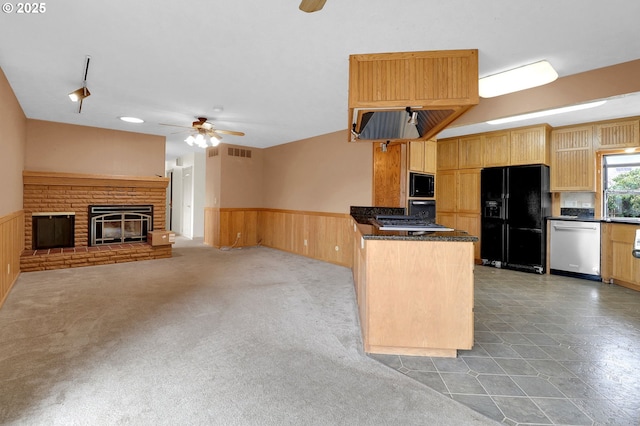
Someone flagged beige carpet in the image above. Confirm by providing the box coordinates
[0,238,498,425]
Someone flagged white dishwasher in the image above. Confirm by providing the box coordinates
[549,220,601,281]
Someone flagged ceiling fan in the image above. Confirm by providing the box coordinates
[160,117,245,148]
[299,0,326,13]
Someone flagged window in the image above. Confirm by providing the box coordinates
[603,153,640,218]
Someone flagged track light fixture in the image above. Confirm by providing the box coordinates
[406,107,418,125]
[68,55,92,113]
[68,87,90,102]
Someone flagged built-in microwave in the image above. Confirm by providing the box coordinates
[409,172,434,197]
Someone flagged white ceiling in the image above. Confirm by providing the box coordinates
[1,0,640,160]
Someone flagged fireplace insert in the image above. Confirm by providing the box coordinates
[89,205,153,246]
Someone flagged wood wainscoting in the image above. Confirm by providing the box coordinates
[204,208,259,248]
[204,208,354,268]
[0,210,24,308]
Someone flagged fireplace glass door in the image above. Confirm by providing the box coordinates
[89,205,153,246]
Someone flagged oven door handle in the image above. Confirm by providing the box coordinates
[411,201,432,205]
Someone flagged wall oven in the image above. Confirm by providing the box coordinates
[408,199,436,221]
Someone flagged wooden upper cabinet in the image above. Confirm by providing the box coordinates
[550,125,595,191]
[458,135,483,169]
[594,118,640,149]
[437,139,459,170]
[423,139,437,174]
[409,139,437,174]
[408,141,425,172]
[348,50,479,142]
[510,125,551,165]
[482,132,510,167]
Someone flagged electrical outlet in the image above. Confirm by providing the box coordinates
[303,239,308,246]
[237,232,241,239]
[335,245,340,251]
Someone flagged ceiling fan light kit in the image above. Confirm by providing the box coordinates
[184,131,221,148]
[160,116,244,149]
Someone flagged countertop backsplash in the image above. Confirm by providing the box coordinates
[560,207,595,218]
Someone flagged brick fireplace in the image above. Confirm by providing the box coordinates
[21,171,172,271]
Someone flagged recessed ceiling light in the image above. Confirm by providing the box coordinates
[479,60,558,98]
[119,116,144,124]
[212,106,224,113]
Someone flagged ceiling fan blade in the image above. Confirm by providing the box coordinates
[299,0,326,13]
[159,123,193,129]
[214,129,245,136]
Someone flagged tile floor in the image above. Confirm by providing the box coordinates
[370,266,640,426]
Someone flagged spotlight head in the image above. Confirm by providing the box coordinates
[68,87,90,102]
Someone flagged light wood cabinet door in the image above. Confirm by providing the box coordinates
[550,125,595,191]
[423,139,437,174]
[457,169,481,213]
[510,125,550,165]
[458,135,483,169]
[594,119,640,149]
[408,141,425,172]
[482,132,510,167]
[437,139,459,170]
[436,212,456,229]
[436,170,457,212]
[409,139,437,174]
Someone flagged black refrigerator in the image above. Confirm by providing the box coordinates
[481,164,551,274]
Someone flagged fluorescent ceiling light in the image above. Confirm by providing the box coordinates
[479,60,558,98]
[487,100,607,125]
[119,116,144,123]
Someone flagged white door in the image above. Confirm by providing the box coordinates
[182,166,193,238]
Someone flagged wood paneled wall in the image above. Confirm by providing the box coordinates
[205,208,354,267]
[204,208,259,248]
[0,210,24,308]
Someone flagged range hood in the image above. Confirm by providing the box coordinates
[351,107,457,141]
[348,50,479,143]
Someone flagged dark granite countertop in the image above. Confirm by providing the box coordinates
[350,206,478,242]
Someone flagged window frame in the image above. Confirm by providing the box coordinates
[601,152,640,219]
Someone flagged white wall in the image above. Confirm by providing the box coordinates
[165,151,206,238]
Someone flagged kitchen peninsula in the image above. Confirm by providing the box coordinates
[351,207,478,358]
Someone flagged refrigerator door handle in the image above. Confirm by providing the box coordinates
[503,196,509,220]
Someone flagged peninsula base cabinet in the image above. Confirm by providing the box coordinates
[601,223,640,292]
[353,225,474,357]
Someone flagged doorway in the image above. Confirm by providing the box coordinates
[182,166,193,238]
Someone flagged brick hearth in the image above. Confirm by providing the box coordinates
[21,171,171,271]
[21,243,172,272]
